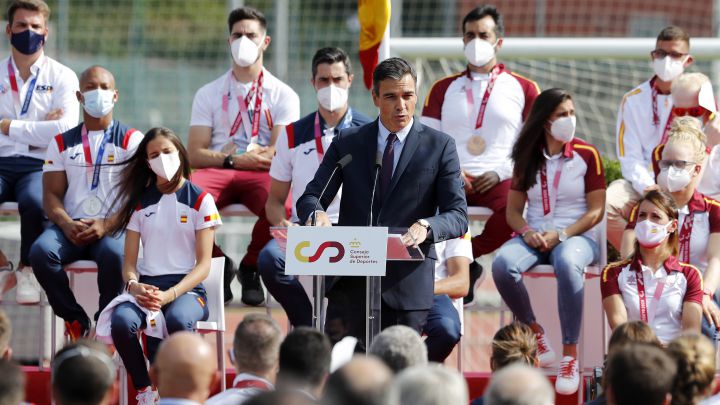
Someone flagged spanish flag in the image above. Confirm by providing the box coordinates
[180,215,188,223]
[204,213,220,222]
[358,0,391,90]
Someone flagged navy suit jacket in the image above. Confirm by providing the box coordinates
[296,118,467,310]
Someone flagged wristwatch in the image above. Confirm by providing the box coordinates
[558,229,568,242]
[416,219,431,230]
[124,279,138,293]
[223,154,234,169]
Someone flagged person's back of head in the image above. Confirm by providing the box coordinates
[490,322,538,371]
[0,309,11,359]
[150,332,218,403]
[606,343,677,405]
[388,364,468,405]
[52,340,116,405]
[485,363,553,405]
[368,325,427,374]
[322,355,393,405]
[667,333,716,405]
[233,313,282,381]
[278,327,332,397]
[607,321,661,352]
[0,359,24,405]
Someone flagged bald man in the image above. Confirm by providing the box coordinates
[30,65,144,340]
[323,356,393,405]
[150,332,219,405]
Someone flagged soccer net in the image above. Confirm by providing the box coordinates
[391,37,720,160]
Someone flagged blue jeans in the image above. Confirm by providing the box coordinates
[0,156,44,265]
[111,274,208,389]
[258,239,312,327]
[492,235,598,345]
[424,294,461,362]
[702,292,720,342]
[30,224,124,327]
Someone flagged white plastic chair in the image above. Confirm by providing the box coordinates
[195,257,227,391]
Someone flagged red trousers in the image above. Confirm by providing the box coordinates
[466,179,513,258]
[191,168,271,266]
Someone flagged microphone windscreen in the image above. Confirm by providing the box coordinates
[337,154,353,168]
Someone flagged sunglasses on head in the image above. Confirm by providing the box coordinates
[658,159,698,170]
[672,106,706,118]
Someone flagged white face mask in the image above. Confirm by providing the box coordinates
[148,151,181,181]
[549,116,576,143]
[231,36,262,67]
[635,219,673,249]
[652,56,685,82]
[82,89,115,118]
[658,166,693,193]
[316,85,348,112]
[464,38,496,68]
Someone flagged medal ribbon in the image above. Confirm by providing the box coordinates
[313,109,354,163]
[464,64,500,129]
[678,212,694,263]
[651,78,674,145]
[540,159,565,216]
[222,70,264,144]
[81,122,113,191]
[636,271,669,323]
[7,58,40,117]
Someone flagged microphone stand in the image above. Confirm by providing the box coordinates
[366,153,383,349]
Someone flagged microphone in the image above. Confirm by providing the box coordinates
[311,154,352,226]
[368,152,383,226]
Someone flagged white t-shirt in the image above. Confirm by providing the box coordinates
[514,138,606,240]
[434,233,473,334]
[0,53,80,159]
[269,108,370,223]
[128,181,222,276]
[43,122,143,219]
[189,68,300,152]
[421,65,540,180]
[616,77,674,194]
[699,145,720,199]
[601,256,703,344]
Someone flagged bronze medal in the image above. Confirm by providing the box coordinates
[466,136,486,156]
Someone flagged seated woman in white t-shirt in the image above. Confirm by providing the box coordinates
[621,117,720,341]
[603,189,703,345]
[104,127,222,404]
[491,88,606,395]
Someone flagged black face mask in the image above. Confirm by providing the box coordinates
[10,29,45,55]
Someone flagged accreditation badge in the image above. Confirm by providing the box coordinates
[466,136,486,156]
[82,196,103,217]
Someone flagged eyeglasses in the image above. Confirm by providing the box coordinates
[651,49,688,60]
[658,159,698,170]
[672,106,706,118]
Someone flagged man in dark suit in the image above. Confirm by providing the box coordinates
[296,57,467,344]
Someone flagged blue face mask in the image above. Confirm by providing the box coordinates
[11,29,45,55]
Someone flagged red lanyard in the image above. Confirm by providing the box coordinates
[636,270,668,323]
[222,71,264,143]
[678,212,694,263]
[464,65,500,129]
[313,112,324,163]
[539,159,565,216]
[7,58,41,117]
[233,379,272,391]
[651,80,674,144]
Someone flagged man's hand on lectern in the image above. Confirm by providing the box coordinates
[306,210,331,227]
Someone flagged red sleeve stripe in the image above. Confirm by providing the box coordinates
[122,129,136,149]
[194,191,208,211]
[134,203,142,211]
[265,109,273,130]
[54,134,64,152]
[286,124,295,149]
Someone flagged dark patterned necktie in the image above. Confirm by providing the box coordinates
[380,132,397,199]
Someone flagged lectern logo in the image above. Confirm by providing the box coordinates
[294,241,345,263]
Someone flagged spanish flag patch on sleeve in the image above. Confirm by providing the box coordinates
[204,213,220,222]
[180,215,188,223]
[44,160,53,165]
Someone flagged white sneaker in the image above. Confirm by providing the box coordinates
[0,262,15,301]
[535,332,556,367]
[555,356,580,395]
[135,386,158,405]
[15,267,41,304]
